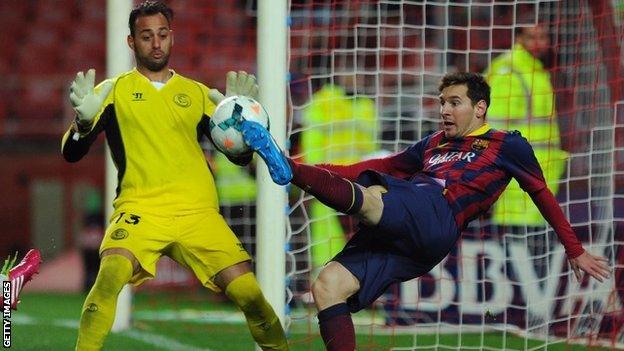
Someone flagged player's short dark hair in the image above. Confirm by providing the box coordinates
[438,71,490,108]
[128,1,174,37]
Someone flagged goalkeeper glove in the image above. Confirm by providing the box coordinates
[69,69,113,133]
[208,70,259,106]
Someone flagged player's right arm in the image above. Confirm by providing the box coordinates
[61,69,114,162]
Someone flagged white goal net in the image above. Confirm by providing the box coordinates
[284,1,624,350]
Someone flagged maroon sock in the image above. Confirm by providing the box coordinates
[289,160,363,214]
[318,303,355,351]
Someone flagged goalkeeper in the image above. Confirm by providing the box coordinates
[240,71,611,351]
[61,1,288,350]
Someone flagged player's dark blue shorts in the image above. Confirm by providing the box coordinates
[332,171,459,313]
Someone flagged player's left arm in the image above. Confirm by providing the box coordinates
[502,133,611,282]
[529,187,610,282]
[199,77,255,166]
[207,71,259,107]
[198,115,253,166]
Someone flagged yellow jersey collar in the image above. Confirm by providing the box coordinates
[133,68,176,84]
[467,123,491,137]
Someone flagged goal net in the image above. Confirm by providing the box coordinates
[127,1,623,349]
[285,1,624,350]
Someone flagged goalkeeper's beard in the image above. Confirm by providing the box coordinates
[135,51,170,72]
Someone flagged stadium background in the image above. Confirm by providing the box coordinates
[0,0,623,350]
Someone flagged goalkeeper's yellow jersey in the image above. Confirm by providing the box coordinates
[62,68,220,215]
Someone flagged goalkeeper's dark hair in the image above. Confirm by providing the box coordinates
[128,1,174,37]
[438,71,490,108]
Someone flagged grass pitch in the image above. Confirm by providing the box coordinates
[8,292,616,350]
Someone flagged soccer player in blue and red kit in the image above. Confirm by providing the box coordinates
[241,71,611,351]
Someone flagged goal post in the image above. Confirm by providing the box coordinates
[256,0,288,329]
[106,0,133,332]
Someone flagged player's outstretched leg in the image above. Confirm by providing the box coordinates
[0,249,42,310]
[288,160,364,215]
[238,119,292,185]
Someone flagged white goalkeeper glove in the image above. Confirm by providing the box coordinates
[208,70,259,106]
[69,69,113,133]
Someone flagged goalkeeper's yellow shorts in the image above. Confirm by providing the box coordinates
[100,208,251,292]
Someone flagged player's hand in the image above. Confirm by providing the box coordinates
[208,71,259,105]
[69,69,113,127]
[569,251,610,282]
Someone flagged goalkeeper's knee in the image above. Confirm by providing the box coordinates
[225,272,262,310]
[225,272,289,350]
[89,254,133,297]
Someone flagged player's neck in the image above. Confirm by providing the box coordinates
[136,66,172,83]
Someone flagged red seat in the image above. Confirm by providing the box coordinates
[17,76,63,118]
[34,0,76,26]
[77,0,106,22]
[62,40,105,74]
[0,93,7,135]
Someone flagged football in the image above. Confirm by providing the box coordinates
[209,95,270,156]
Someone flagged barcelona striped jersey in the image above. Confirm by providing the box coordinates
[318,124,584,257]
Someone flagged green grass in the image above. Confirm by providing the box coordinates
[7,292,618,350]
